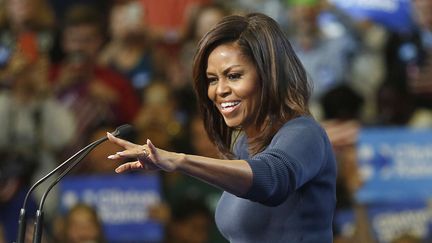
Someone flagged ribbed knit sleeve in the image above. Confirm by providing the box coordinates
[242,117,327,206]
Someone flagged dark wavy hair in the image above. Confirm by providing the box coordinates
[193,13,311,158]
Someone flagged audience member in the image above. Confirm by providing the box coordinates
[0,0,55,87]
[49,4,140,150]
[48,0,111,23]
[164,115,225,243]
[383,30,424,91]
[375,82,416,126]
[407,0,432,111]
[321,84,364,121]
[61,203,106,243]
[177,3,229,89]
[147,114,224,242]
[226,0,287,23]
[0,0,428,242]
[320,84,364,151]
[134,81,186,152]
[0,51,75,242]
[138,0,211,44]
[382,0,431,95]
[411,0,432,50]
[99,1,165,98]
[285,0,358,118]
[319,83,367,242]
[164,199,212,243]
[349,21,388,122]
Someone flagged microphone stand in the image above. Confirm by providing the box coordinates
[16,138,105,243]
[32,137,106,243]
[16,124,130,243]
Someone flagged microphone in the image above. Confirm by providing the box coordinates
[16,124,132,243]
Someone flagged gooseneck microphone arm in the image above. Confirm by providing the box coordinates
[16,137,105,243]
[16,124,132,243]
[40,137,106,209]
[32,137,107,243]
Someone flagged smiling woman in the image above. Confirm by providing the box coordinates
[107,12,337,243]
[206,43,261,135]
[193,13,312,157]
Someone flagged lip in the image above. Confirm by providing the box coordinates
[218,100,241,116]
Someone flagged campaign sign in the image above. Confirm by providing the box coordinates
[60,174,163,243]
[334,201,432,242]
[329,0,414,32]
[355,128,432,203]
[367,201,432,242]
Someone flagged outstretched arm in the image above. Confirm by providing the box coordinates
[106,133,253,196]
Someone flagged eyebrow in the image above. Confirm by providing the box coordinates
[206,65,243,76]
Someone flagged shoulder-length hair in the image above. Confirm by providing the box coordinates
[193,12,311,158]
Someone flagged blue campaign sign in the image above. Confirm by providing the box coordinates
[329,0,414,32]
[367,201,431,242]
[60,174,163,243]
[355,128,432,203]
[334,201,432,242]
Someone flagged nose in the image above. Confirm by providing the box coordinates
[215,79,230,97]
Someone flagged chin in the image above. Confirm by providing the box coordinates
[223,118,242,128]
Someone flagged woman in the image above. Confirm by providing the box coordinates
[107,13,336,242]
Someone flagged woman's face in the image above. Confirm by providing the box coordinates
[206,43,261,136]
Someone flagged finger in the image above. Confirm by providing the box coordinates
[108,148,144,160]
[107,132,137,149]
[115,161,143,173]
[114,149,145,159]
[107,153,121,160]
[147,139,157,155]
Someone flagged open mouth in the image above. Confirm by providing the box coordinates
[220,101,240,113]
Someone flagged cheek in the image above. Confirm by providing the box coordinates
[242,85,261,112]
[238,80,260,101]
[207,85,215,101]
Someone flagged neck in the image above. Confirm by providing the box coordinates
[244,117,271,139]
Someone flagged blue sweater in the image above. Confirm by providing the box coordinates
[215,116,337,243]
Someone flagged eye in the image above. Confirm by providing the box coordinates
[227,73,242,80]
[207,76,218,85]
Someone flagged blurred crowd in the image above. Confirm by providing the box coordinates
[0,0,431,242]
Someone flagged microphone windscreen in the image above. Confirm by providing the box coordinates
[112,124,133,138]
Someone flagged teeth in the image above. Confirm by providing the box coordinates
[221,101,240,108]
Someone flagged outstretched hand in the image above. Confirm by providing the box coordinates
[106,133,182,173]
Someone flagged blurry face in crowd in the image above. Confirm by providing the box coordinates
[290,4,320,35]
[6,0,36,27]
[413,0,432,29]
[195,8,225,39]
[206,42,261,137]
[62,24,102,63]
[65,207,101,243]
[110,2,145,40]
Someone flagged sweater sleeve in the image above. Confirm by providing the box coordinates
[242,119,328,206]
